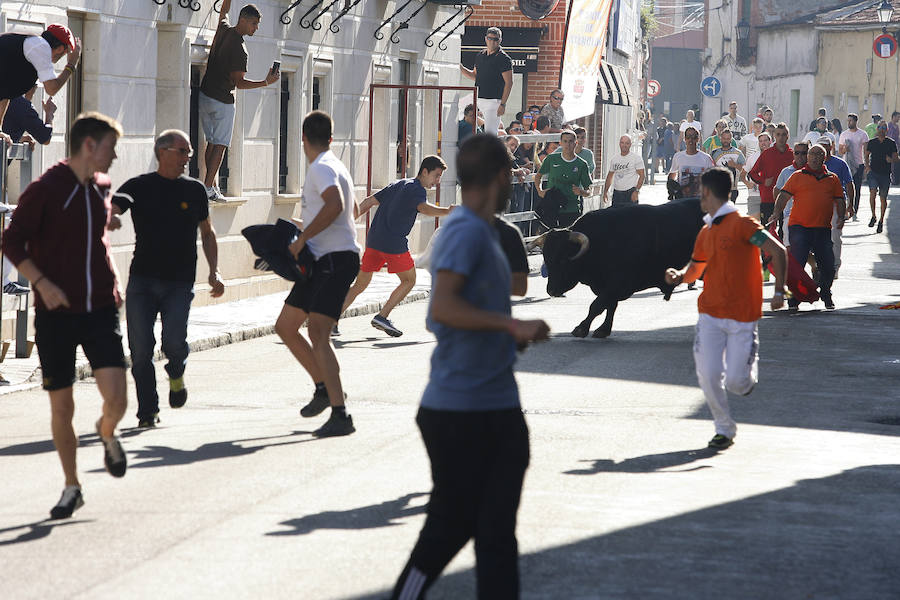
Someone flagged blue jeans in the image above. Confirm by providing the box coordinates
[788,225,834,303]
[126,274,195,419]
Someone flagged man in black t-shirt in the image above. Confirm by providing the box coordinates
[112,130,225,428]
[494,216,529,296]
[460,26,512,137]
[863,120,898,232]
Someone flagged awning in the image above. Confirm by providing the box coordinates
[598,61,632,107]
[461,26,541,74]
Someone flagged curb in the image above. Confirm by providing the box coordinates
[17,290,431,391]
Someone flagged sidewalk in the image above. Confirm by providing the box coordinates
[0,269,431,395]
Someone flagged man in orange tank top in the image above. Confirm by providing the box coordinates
[665,168,788,450]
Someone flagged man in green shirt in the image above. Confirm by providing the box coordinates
[536,129,592,227]
[865,113,881,140]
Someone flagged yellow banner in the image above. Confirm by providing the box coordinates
[561,0,614,121]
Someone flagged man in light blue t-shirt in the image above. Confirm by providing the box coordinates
[391,134,549,600]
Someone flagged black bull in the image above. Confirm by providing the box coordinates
[532,199,704,338]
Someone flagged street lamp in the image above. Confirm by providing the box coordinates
[877,1,893,33]
[736,19,750,41]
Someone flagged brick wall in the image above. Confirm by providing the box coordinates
[469,0,569,108]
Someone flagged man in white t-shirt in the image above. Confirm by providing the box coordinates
[802,117,837,147]
[838,112,870,220]
[669,125,714,199]
[278,110,361,438]
[679,109,702,149]
[724,101,748,140]
[601,135,644,207]
[739,117,764,161]
[0,24,81,143]
[711,129,746,200]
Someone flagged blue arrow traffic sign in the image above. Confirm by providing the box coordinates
[701,76,721,98]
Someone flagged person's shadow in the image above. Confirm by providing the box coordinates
[565,448,720,475]
[0,519,94,546]
[267,492,429,536]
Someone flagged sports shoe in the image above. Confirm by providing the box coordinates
[313,412,355,438]
[687,282,696,290]
[3,281,29,295]
[869,216,877,227]
[852,214,859,222]
[823,296,835,310]
[371,314,402,337]
[331,324,340,336]
[300,389,347,417]
[877,221,884,233]
[137,413,160,428]
[169,387,187,408]
[206,186,226,202]
[95,419,127,478]
[50,485,84,519]
[707,434,734,450]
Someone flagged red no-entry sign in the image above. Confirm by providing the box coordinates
[874,33,897,59]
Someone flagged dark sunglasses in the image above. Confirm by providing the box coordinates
[509,127,523,132]
[486,36,500,41]
[551,95,563,101]
[794,150,807,155]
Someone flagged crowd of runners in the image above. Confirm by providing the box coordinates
[0,9,893,600]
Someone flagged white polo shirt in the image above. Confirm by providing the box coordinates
[23,36,57,83]
[301,150,361,259]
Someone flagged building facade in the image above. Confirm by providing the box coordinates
[1,0,464,310]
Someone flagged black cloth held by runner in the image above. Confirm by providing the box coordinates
[494,217,528,273]
[242,218,315,283]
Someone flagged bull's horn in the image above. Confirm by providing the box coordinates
[568,231,590,260]
[526,232,549,251]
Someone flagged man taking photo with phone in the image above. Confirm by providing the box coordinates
[199,1,279,201]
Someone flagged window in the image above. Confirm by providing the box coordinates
[396,59,410,177]
[871,94,885,119]
[848,95,859,115]
[822,95,834,119]
[789,89,799,140]
[64,13,85,152]
[279,74,291,193]
[313,77,322,111]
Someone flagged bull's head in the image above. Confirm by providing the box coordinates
[530,230,590,297]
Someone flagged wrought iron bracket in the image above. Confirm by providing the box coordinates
[425,4,463,48]
[152,0,167,5]
[178,0,201,11]
[389,0,428,43]
[329,0,365,33]
[280,0,306,25]
[299,0,328,28]
[214,0,223,11]
[374,0,414,40]
[308,0,345,30]
[438,4,473,51]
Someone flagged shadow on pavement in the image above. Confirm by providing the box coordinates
[871,192,897,280]
[266,492,428,537]
[348,465,900,599]
[565,447,719,475]
[0,519,94,546]
[333,338,434,350]
[87,430,317,471]
[0,424,157,457]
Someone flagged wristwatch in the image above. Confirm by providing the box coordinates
[500,102,506,107]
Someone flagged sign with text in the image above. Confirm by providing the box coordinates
[560,0,615,121]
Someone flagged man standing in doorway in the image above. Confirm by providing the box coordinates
[864,119,898,233]
[459,27,512,137]
[839,113,869,220]
[343,156,450,337]
[602,135,644,208]
[199,1,279,201]
[276,111,360,437]
[724,101,747,140]
[390,134,549,600]
[0,24,79,143]
[2,112,129,518]
[112,130,225,428]
[540,89,567,133]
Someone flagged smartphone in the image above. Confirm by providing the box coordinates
[272,60,281,74]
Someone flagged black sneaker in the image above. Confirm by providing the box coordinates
[3,281,29,295]
[169,387,187,408]
[687,282,696,290]
[300,389,347,418]
[371,314,403,337]
[331,324,340,336]
[50,486,84,519]
[313,412,355,438]
[869,216,877,227]
[877,221,884,233]
[96,419,127,478]
[137,413,160,428]
[823,296,835,310]
[707,434,734,450]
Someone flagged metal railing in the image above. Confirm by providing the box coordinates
[0,140,34,358]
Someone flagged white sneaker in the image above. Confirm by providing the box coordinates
[206,186,226,202]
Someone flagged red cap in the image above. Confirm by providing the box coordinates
[45,24,75,52]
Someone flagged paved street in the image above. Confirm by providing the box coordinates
[1,180,899,599]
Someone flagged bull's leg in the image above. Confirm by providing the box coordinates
[572,296,608,338]
[592,301,619,338]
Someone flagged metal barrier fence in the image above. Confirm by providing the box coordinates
[501,175,606,240]
[0,140,34,358]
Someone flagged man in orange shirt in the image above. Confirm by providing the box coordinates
[665,168,787,449]
[771,144,846,311]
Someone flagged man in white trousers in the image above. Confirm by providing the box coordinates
[665,167,787,450]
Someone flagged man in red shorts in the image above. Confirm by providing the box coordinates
[342,155,450,337]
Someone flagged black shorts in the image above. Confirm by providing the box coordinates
[284,250,360,321]
[35,306,127,391]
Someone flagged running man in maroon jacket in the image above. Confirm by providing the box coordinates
[2,112,129,519]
